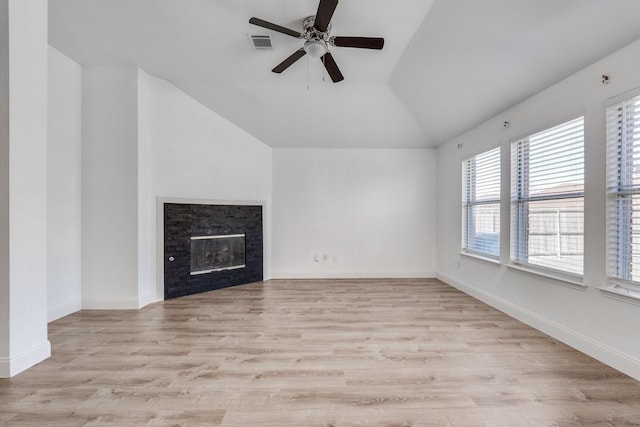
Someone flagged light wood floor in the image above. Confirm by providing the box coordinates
[1,279,640,426]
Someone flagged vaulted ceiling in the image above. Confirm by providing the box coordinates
[49,0,640,148]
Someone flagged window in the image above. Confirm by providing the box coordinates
[511,117,584,276]
[462,147,501,258]
[607,93,640,290]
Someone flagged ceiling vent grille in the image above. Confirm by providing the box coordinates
[250,35,273,50]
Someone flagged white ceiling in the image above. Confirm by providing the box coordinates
[48,0,640,148]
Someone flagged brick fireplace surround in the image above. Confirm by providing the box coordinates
[163,203,263,299]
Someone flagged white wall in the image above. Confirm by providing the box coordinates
[64,65,273,308]
[145,74,272,203]
[47,46,82,321]
[0,0,50,377]
[272,148,436,278]
[137,69,155,306]
[138,72,273,300]
[436,38,640,380]
[82,66,140,308]
[0,0,11,372]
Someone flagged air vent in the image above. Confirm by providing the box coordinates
[250,35,273,50]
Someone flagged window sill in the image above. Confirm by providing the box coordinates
[597,284,640,306]
[460,251,500,265]
[506,263,587,290]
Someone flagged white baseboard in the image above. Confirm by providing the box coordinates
[271,270,436,280]
[0,340,51,378]
[53,294,159,315]
[82,296,141,310]
[48,299,82,322]
[437,271,640,381]
[138,292,159,309]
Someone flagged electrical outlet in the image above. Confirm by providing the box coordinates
[314,254,320,262]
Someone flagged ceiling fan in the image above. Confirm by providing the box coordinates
[249,0,384,83]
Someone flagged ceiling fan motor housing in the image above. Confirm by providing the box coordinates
[303,15,331,39]
[302,16,330,58]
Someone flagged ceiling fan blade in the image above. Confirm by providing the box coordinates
[249,17,302,38]
[272,48,307,73]
[331,36,384,50]
[321,52,344,83]
[314,0,339,33]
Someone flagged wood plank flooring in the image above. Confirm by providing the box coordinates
[1,278,640,426]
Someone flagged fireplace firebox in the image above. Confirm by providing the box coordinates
[190,234,246,275]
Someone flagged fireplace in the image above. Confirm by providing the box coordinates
[164,203,263,300]
[191,234,246,275]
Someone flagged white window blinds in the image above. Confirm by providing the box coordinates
[511,117,585,275]
[607,93,640,288]
[462,147,501,257]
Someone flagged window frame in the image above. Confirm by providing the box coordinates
[461,146,501,259]
[606,89,640,293]
[510,115,585,278]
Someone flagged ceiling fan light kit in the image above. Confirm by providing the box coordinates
[249,0,384,83]
[304,40,327,58]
